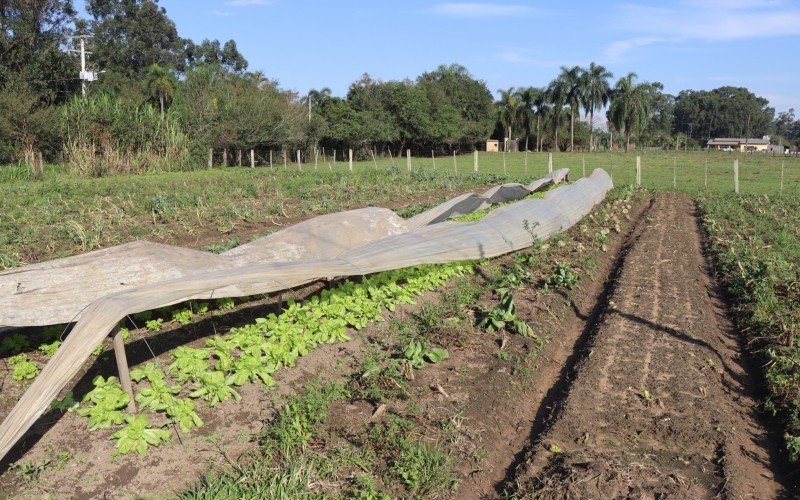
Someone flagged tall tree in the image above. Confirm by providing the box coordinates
[545,73,570,151]
[417,64,494,147]
[87,0,184,78]
[145,63,175,114]
[302,87,332,122]
[0,0,78,102]
[496,87,520,143]
[517,87,544,152]
[580,62,613,152]
[562,65,584,151]
[607,72,653,152]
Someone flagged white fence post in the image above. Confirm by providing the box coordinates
[297,150,302,171]
[250,149,255,168]
[473,150,478,172]
[547,152,553,173]
[406,149,411,173]
[349,149,353,172]
[582,155,586,178]
[431,150,436,170]
[734,158,739,194]
[780,159,785,195]
[636,155,641,186]
[453,151,457,174]
[704,157,708,189]
[502,150,506,174]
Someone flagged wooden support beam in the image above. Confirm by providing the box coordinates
[111,325,136,413]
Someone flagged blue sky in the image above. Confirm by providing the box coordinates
[153,0,798,111]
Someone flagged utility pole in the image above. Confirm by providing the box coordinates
[69,35,98,97]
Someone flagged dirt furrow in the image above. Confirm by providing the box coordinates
[508,192,787,499]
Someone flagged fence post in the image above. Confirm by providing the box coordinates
[297,150,302,171]
[371,149,378,170]
[250,149,255,168]
[636,155,641,186]
[524,150,528,176]
[547,152,553,173]
[269,150,273,168]
[111,326,136,413]
[581,155,586,178]
[453,150,457,174]
[431,150,436,170]
[223,149,228,167]
[406,149,411,173]
[734,158,739,194]
[283,150,287,169]
[502,150,506,174]
[704,157,708,189]
[314,148,318,170]
[237,149,242,167]
[673,158,677,188]
[333,150,336,166]
[208,148,213,169]
[473,150,478,172]
[780,159,785,195]
[349,149,353,172]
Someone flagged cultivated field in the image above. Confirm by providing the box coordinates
[0,152,797,497]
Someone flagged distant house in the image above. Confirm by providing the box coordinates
[707,137,769,152]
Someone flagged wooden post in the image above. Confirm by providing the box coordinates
[296,150,302,171]
[453,150,457,174]
[333,150,336,166]
[237,149,242,167]
[734,158,739,194]
[314,148,319,170]
[208,148,213,169]
[524,150,528,176]
[37,151,43,176]
[673,157,677,188]
[636,155,641,186]
[431,150,436,170]
[473,150,478,172]
[283,150,287,169]
[269,150,273,168]
[223,149,228,167]
[406,149,411,173]
[349,149,353,172]
[250,149,255,168]
[370,149,378,170]
[547,152,553,173]
[502,150,506,174]
[111,326,136,413]
[581,155,586,178]
[780,159,785,195]
[322,147,326,163]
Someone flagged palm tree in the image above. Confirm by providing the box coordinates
[302,87,332,122]
[533,90,548,152]
[608,72,653,152]
[562,66,584,151]
[146,64,176,115]
[517,87,544,151]
[580,62,613,152]
[496,87,520,145]
[545,73,569,151]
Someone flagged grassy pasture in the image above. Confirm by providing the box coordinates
[1,150,795,269]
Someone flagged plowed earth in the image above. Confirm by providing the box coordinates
[506,192,789,499]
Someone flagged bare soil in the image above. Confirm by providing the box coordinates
[506,192,790,498]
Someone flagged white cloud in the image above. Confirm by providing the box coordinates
[225,0,271,6]
[604,1,800,61]
[603,37,664,61]
[209,10,234,16]
[499,51,528,63]
[430,3,536,18]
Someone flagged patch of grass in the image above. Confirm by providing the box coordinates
[700,193,800,461]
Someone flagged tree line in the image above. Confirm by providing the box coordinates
[1,0,797,176]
